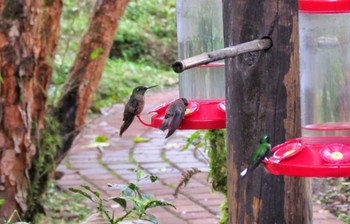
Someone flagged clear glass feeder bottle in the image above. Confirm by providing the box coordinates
[299,0,350,139]
[176,0,224,100]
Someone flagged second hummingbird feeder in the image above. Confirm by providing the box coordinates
[264,0,350,177]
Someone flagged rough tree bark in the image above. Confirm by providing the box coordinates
[224,0,312,223]
[0,0,62,220]
[54,0,129,164]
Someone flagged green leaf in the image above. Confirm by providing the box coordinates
[180,130,202,152]
[80,185,100,198]
[95,135,109,143]
[0,199,4,205]
[83,142,110,148]
[144,200,176,210]
[136,169,149,182]
[122,187,134,197]
[128,183,139,192]
[150,175,158,183]
[143,213,159,224]
[128,197,145,214]
[109,197,127,210]
[141,193,154,200]
[137,169,143,182]
[133,136,151,143]
[90,47,104,60]
[69,188,93,201]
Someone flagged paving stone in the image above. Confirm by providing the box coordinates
[188,218,219,224]
[180,211,216,220]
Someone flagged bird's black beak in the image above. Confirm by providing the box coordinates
[147,85,158,89]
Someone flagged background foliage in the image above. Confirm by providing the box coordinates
[51,0,178,109]
[37,0,177,223]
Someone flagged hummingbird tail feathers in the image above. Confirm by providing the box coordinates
[119,116,135,137]
[160,117,171,131]
[165,111,184,138]
[240,168,248,177]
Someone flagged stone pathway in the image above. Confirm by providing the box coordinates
[57,88,344,224]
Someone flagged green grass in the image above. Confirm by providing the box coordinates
[94,59,177,108]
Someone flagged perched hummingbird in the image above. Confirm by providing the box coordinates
[119,85,157,137]
[160,98,188,138]
[240,135,271,177]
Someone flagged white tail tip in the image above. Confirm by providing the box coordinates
[240,168,248,177]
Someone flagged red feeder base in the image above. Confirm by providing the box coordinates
[264,136,350,177]
[137,99,226,130]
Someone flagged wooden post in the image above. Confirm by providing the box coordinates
[224,1,312,223]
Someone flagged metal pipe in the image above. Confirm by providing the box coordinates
[172,38,272,73]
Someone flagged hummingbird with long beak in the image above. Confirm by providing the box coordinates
[119,85,157,137]
[160,98,188,138]
[240,135,271,177]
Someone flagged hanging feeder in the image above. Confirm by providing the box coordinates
[264,0,350,177]
[138,37,271,130]
[139,0,227,130]
[137,1,271,130]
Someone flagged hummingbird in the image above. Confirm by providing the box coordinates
[240,135,271,177]
[119,85,157,137]
[160,98,188,138]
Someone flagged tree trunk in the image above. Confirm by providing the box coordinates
[224,0,312,223]
[0,0,62,221]
[54,0,129,163]
[1,0,129,221]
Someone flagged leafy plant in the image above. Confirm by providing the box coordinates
[205,130,228,224]
[52,0,178,110]
[178,130,228,224]
[69,169,175,224]
[180,130,205,152]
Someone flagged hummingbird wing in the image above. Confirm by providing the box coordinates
[120,97,141,136]
[165,107,185,138]
[160,99,178,131]
[160,113,173,131]
[240,143,271,177]
[123,97,139,121]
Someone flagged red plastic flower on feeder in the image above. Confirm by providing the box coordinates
[319,144,350,163]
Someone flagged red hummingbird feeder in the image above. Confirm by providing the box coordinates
[137,0,227,130]
[263,0,350,177]
[137,98,226,130]
[264,137,350,177]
